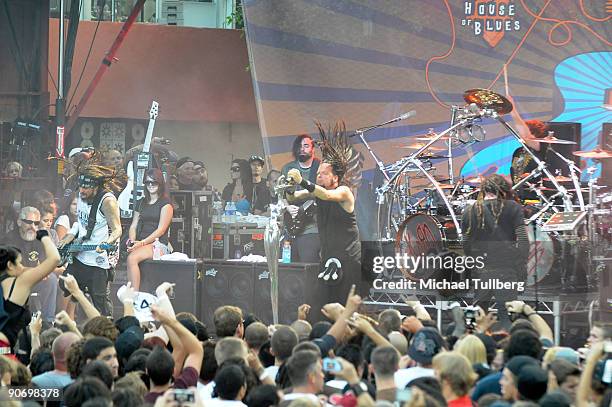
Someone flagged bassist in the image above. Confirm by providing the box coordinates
[58,164,124,316]
[280,134,321,262]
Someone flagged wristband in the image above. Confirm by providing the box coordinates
[300,179,316,193]
[348,382,367,397]
[35,230,49,240]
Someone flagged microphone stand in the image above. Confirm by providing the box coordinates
[497,116,573,211]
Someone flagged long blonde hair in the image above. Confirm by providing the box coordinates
[456,335,487,365]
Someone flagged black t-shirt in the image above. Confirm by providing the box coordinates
[462,199,525,268]
[511,146,548,200]
[245,180,271,212]
[135,197,171,245]
[2,229,45,267]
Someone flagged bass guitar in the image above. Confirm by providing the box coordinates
[118,101,159,218]
[59,242,118,268]
[284,199,316,239]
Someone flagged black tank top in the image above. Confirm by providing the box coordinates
[0,274,31,348]
[316,198,361,264]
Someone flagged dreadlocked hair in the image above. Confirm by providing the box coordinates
[472,174,511,230]
[314,120,363,192]
[77,162,127,195]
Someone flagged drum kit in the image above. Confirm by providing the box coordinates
[356,88,611,289]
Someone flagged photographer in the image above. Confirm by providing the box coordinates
[576,341,612,407]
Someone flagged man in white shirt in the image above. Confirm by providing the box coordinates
[264,326,298,383]
[208,365,248,407]
[281,350,325,406]
[394,328,444,389]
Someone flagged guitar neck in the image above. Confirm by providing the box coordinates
[63,244,112,253]
[142,117,156,154]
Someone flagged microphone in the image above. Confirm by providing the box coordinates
[353,110,417,135]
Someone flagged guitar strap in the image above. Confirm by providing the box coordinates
[83,190,107,241]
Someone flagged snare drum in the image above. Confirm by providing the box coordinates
[395,214,461,281]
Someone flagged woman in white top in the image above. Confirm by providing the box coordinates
[55,192,77,240]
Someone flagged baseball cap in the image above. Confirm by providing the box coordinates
[408,328,444,365]
[249,155,265,165]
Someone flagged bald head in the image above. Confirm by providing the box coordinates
[388,331,408,355]
[290,320,312,342]
[52,332,81,369]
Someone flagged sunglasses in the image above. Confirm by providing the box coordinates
[144,180,159,186]
[21,219,40,226]
[231,167,241,172]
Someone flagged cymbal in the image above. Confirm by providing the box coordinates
[399,143,446,151]
[463,88,513,114]
[543,175,573,182]
[536,136,576,145]
[573,147,612,159]
[415,134,451,141]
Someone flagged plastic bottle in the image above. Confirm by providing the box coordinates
[234,247,242,260]
[223,202,231,223]
[229,202,237,223]
[281,241,292,263]
[152,238,162,260]
[213,201,222,223]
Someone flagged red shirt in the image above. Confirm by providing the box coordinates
[448,395,474,407]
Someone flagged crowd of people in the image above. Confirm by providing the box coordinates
[0,253,610,407]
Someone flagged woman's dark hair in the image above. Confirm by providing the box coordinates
[143,168,168,202]
[111,387,143,407]
[292,134,313,160]
[81,360,114,389]
[230,159,251,185]
[64,377,111,407]
[0,245,21,272]
[59,191,78,225]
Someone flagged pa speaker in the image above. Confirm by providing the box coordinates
[544,122,581,174]
[198,261,256,330]
[252,263,321,325]
[140,260,200,315]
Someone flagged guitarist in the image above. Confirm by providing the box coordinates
[280,134,321,262]
[58,164,124,317]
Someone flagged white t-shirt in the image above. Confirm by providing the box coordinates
[394,367,435,389]
[207,399,247,407]
[55,214,71,230]
[72,192,115,268]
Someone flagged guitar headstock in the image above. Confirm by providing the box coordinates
[149,101,159,120]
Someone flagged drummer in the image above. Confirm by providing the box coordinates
[506,94,550,201]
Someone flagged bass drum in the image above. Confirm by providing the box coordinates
[395,214,462,283]
[526,225,560,288]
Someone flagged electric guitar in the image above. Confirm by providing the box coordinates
[58,241,119,268]
[284,199,316,239]
[118,101,159,218]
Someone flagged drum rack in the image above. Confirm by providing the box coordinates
[363,287,599,346]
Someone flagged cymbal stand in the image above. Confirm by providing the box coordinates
[377,120,468,239]
[447,106,458,186]
[497,116,573,211]
[524,181,560,224]
[548,146,585,210]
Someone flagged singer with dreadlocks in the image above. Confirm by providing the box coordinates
[286,121,362,299]
[461,174,529,329]
[58,163,125,316]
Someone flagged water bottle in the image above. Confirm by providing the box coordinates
[213,201,222,223]
[281,241,291,263]
[223,202,231,223]
[152,238,162,260]
[234,247,242,260]
[229,202,237,223]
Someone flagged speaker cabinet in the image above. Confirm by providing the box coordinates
[140,259,201,315]
[544,122,581,175]
[198,261,256,331]
[252,263,321,325]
